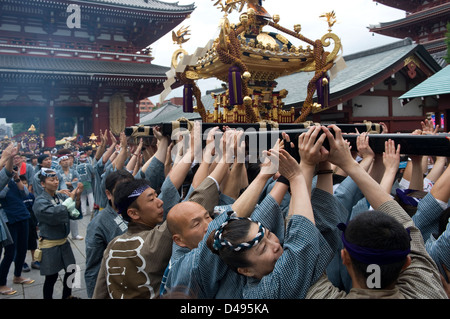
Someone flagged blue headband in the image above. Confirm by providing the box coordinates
[213,211,265,252]
[116,184,150,216]
[40,168,57,178]
[338,223,411,265]
[396,188,422,207]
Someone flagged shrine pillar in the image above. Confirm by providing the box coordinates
[93,102,100,136]
[44,101,56,147]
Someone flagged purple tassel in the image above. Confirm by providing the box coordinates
[183,84,193,113]
[316,75,329,108]
[228,66,243,106]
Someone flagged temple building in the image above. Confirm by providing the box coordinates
[369,0,449,67]
[0,0,194,146]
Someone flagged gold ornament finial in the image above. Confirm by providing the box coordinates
[272,14,280,24]
[243,96,252,106]
[172,25,191,47]
[212,0,254,14]
[240,13,249,24]
[319,10,337,32]
[28,124,36,132]
[242,71,251,80]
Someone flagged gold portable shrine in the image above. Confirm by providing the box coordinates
[165,0,343,124]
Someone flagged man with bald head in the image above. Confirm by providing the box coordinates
[167,201,211,250]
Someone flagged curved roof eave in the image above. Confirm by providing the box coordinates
[74,0,196,13]
[275,39,440,107]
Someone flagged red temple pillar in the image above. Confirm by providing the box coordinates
[92,102,100,136]
[44,102,56,147]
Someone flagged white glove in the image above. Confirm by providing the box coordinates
[69,208,80,219]
[62,197,75,212]
[62,197,79,218]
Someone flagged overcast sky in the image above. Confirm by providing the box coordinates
[148,0,406,103]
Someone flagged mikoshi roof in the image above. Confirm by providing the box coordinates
[399,65,450,100]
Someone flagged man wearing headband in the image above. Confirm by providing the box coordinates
[32,167,84,299]
[306,125,447,299]
[84,169,133,298]
[31,153,67,196]
[57,152,83,240]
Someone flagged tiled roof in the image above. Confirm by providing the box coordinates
[369,3,450,31]
[138,102,201,125]
[273,38,440,106]
[0,54,170,79]
[399,65,450,99]
[76,0,195,12]
[139,103,178,123]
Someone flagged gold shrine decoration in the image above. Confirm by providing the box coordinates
[171,48,189,69]
[172,26,191,47]
[169,0,343,124]
[404,56,422,79]
[319,10,337,32]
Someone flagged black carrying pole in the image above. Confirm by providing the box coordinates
[241,129,450,158]
[125,122,450,157]
[125,122,382,137]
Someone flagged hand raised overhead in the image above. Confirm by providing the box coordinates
[322,125,353,170]
[298,126,329,166]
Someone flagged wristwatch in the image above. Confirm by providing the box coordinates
[14,178,21,183]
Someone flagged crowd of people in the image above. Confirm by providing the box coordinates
[0,118,449,300]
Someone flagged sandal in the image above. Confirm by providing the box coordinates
[0,288,17,295]
[13,277,35,285]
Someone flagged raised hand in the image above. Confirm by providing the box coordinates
[119,131,127,149]
[380,122,388,134]
[382,139,401,173]
[109,130,117,145]
[152,126,164,141]
[203,126,220,163]
[356,132,375,160]
[298,126,328,167]
[0,143,19,171]
[322,125,353,170]
[281,131,297,161]
[273,148,301,181]
[421,118,439,135]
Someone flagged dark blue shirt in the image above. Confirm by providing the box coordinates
[0,179,31,224]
